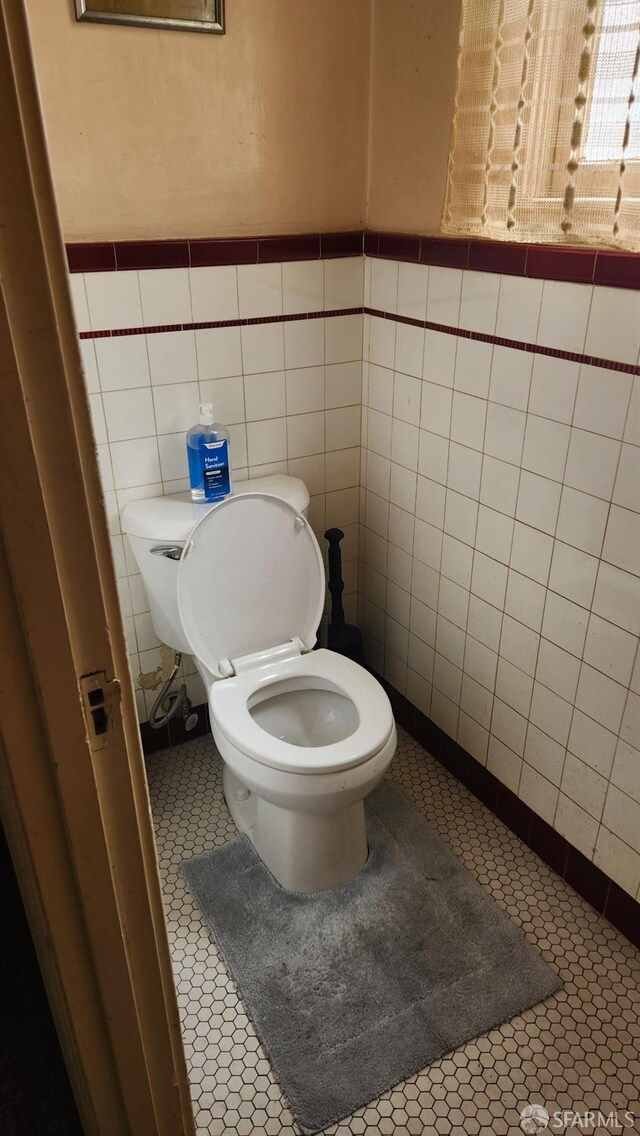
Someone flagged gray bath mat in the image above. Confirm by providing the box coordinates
[181,782,561,1133]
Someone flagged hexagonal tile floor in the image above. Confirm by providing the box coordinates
[146,728,640,1136]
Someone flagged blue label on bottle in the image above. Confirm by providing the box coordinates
[202,438,231,501]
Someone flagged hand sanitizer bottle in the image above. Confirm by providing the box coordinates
[186,403,232,504]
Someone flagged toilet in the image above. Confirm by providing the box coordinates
[122,475,396,893]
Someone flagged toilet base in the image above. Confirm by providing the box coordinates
[223,765,368,893]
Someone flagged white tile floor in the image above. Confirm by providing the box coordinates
[147,728,640,1136]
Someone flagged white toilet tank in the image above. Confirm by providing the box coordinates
[121,475,310,654]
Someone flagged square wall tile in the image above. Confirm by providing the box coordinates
[584,285,640,365]
[370,257,398,312]
[139,267,191,326]
[484,403,526,466]
[282,260,324,315]
[189,265,239,323]
[454,338,493,399]
[426,267,462,326]
[326,405,360,451]
[548,540,598,608]
[524,723,565,786]
[396,262,429,320]
[480,455,520,516]
[536,280,592,354]
[573,365,633,440]
[541,590,589,657]
[418,429,449,484]
[602,506,640,575]
[422,330,457,388]
[583,612,637,686]
[459,271,500,334]
[602,785,640,856]
[391,419,419,470]
[326,361,361,409]
[368,316,396,370]
[287,411,324,459]
[475,505,514,565]
[395,324,425,380]
[575,662,628,733]
[95,334,150,391]
[500,614,541,676]
[199,375,246,425]
[150,382,199,435]
[450,392,486,451]
[324,257,364,311]
[246,418,287,466]
[535,638,580,704]
[613,443,640,512]
[448,442,482,500]
[521,415,570,483]
[556,486,609,556]
[326,314,363,364]
[489,346,532,411]
[561,753,607,821]
[393,372,422,425]
[471,551,508,610]
[568,708,617,777]
[368,364,394,414]
[195,326,243,381]
[516,471,561,536]
[592,561,640,635]
[528,355,580,425]
[110,437,161,489]
[103,388,155,442]
[284,319,325,370]
[237,262,282,318]
[84,270,143,331]
[421,382,453,438]
[564,429,621,500]
[495,274,544,342]
[286,366,325,415]
[148,330,197,385]
[240,323,285,375]
[510,522,553,585]
[244,372,286,421]
[410,560,439,611]
[157,432,189,482]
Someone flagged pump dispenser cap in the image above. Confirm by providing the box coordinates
[199,402,214,426]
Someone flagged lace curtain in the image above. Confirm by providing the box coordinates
[442,0,640,249]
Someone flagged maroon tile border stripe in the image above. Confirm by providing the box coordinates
[77,302,640,374]
[139,685,640,951]
[364,306,640,376]
[66,230,640,289]
[366,230,640,290]
[66,231,364,273]
[77,307,362,340]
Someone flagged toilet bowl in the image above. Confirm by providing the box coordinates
[122,475,396,893]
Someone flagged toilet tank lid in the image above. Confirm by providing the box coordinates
[121,475,310,541]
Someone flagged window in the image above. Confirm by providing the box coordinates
[443,0,640,249]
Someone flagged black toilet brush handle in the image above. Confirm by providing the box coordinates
[324,527,345,629]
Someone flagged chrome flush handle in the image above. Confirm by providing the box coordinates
[150,544,184,561]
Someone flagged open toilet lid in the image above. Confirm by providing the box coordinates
[177,492,325,678]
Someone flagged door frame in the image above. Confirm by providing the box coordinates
[0,3,195,1133]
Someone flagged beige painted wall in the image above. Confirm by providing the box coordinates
[366,0,461,236]
[27,0,370,241]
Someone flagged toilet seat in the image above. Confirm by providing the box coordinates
[210,648,394,776]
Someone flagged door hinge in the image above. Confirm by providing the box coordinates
[80,671,122,750]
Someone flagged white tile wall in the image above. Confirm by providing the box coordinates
[360,257,640,902]
[73,258,364,726]
[74,251,640,902]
